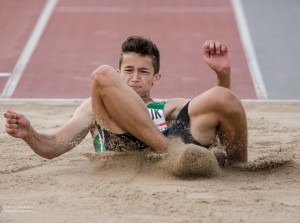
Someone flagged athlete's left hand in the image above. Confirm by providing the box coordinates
[203,40,231,77]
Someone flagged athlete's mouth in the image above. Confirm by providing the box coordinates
[130,86,141,90]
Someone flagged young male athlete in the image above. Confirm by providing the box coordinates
[4,36,248,165]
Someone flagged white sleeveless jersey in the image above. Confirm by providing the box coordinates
[147,101,167,132]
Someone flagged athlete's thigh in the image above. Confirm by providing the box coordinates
[188,88,222,145]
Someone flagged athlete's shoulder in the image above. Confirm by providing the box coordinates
[166,98,189,108]
[164,98,190,120]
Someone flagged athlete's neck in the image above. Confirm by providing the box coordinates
[141,96,153,104]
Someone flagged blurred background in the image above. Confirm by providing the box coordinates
[0,0,299,99]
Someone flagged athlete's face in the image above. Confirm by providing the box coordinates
[119,53,161,98]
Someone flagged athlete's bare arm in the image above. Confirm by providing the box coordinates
[4,98,94,159]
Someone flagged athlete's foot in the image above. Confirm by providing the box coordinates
[213,150,228,168]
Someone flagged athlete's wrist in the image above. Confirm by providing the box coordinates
[216,67,231,77]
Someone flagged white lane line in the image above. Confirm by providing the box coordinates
[1,0,59,98]
[0,73,11,77]
[231,0,268,99]
[0,98,85,105]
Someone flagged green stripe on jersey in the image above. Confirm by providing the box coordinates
[147,101,165,110]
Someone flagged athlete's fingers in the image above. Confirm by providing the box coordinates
[203,41,210,52]
[215,40,221,54]
[203,40,229,56]
[4,111,13,119]
[6,117,18,124]
[221,43,228,53]
[209,41,215,54]
[4,110,19,120]
[5,123,18,131]
[5,127,18,134]
[6,123,19,129]
[5,111,24,125]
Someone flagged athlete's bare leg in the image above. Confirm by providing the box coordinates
[91,65,168,152]
[188,87,248,162]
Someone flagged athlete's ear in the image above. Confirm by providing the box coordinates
[153,73,162,85]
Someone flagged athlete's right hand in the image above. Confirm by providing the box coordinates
[4,110,31,139]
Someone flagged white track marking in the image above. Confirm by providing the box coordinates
[1,0,59,98]
[231,0,268,99]
[0,73,11,77]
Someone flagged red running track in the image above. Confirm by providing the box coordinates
[0,0,256,99]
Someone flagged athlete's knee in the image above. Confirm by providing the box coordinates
[91,65,116,87]
[212,87,244,115]
[221,88,244,116]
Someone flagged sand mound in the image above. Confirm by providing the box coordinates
[231,149,294,171]
[162,140,220,177]
[83,139,220,178]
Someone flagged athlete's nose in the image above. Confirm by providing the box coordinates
[132,71,139,81]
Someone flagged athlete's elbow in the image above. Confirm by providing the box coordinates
[31,145,65,160]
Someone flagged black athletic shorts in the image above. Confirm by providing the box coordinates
[163,101,211,149]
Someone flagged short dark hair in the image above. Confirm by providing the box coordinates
[119,36,160,74]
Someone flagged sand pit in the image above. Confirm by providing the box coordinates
[0,100,299,222]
